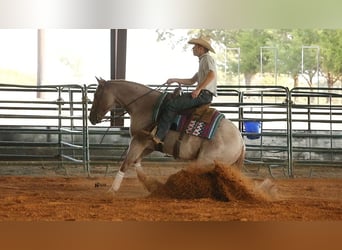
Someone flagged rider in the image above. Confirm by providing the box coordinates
[152,36,218,145]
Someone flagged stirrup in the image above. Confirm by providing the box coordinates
[152,136,164,145]
[140,127,163,145]
[150,126,163,144]
[141,126,157,137]
[150,126,157,136]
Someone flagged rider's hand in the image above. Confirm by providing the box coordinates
[165,78,177,85]
[191,89,201,99]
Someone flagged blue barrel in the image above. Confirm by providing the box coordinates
[243,121,261,139]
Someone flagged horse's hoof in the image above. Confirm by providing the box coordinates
[104,187,117,201]
[141,177,163,193]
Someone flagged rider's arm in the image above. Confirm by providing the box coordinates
[195,70,215,91]
[191,70,215,98]
[165,73,198,86]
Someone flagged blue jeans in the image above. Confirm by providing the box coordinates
[156,90,213,140]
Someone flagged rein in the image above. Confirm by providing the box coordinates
[97,84,168,145]
[101,84,167,123]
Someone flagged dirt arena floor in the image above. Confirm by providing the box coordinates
[0,161,341,221]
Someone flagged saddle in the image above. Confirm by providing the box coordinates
[177,103,210,116]
[149,90,223,158]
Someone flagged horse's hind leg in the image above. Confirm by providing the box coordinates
[134,150,149,182]
[134,149,163,192]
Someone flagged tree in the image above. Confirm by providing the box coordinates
[235,30,273,85]
[296,30,321,88]
[319,29,342,88]
[156,29,273,85]
[273,29,302,88]
[156,29,342,88]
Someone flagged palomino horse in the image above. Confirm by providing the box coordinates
[89,78,245,193]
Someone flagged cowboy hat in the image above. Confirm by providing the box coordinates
[188,37,215,53]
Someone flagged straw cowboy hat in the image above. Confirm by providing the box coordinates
[188,37,216,53]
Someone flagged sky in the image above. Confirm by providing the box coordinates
[0,29,37,73]
[0,29,198,86]
[126,29,197,85]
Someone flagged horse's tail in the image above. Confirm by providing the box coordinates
[233,144,245,169]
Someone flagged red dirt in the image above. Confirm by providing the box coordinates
[0,162,341,221]
[150,162,273,202]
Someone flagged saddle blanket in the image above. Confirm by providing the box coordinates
[173,109,224,140]
[152,93,224,140]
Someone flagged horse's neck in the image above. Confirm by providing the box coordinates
[110,81,160,132]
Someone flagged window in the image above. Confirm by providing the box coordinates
[41,29,110,85]
[126,29,197,85]
[0,29,110,85]
[0,29,37,84]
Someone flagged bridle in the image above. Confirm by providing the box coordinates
[95,84,167,123]
[92,83,169,145]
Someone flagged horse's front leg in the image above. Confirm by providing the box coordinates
[109,136,150,193]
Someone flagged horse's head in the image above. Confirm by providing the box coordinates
[89,77,116,125]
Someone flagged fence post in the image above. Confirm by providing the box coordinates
[83,85,90,176]
[286,88,293,177]
[57,86,63,167]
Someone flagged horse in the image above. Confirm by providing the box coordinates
[88,78,245,193]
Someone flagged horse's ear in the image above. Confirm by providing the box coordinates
[95,76,105,86]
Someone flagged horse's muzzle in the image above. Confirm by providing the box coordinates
[89,113,100,125]
[89,116,96,125]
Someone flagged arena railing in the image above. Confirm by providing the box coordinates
[0,83,89,175]
[2,83,342,178]
[290,87,342,170]
[214,85,292,177]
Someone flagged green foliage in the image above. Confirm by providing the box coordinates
[156,29,342,88]
[320,29,342,86]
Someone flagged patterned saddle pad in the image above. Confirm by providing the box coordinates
[172,108,224,140]
[152,92,224,140]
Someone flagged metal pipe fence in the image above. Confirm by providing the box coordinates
[0,84,89,174]
[290,87,342,168]
[1,83,342,177]
[215,86,292,176]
